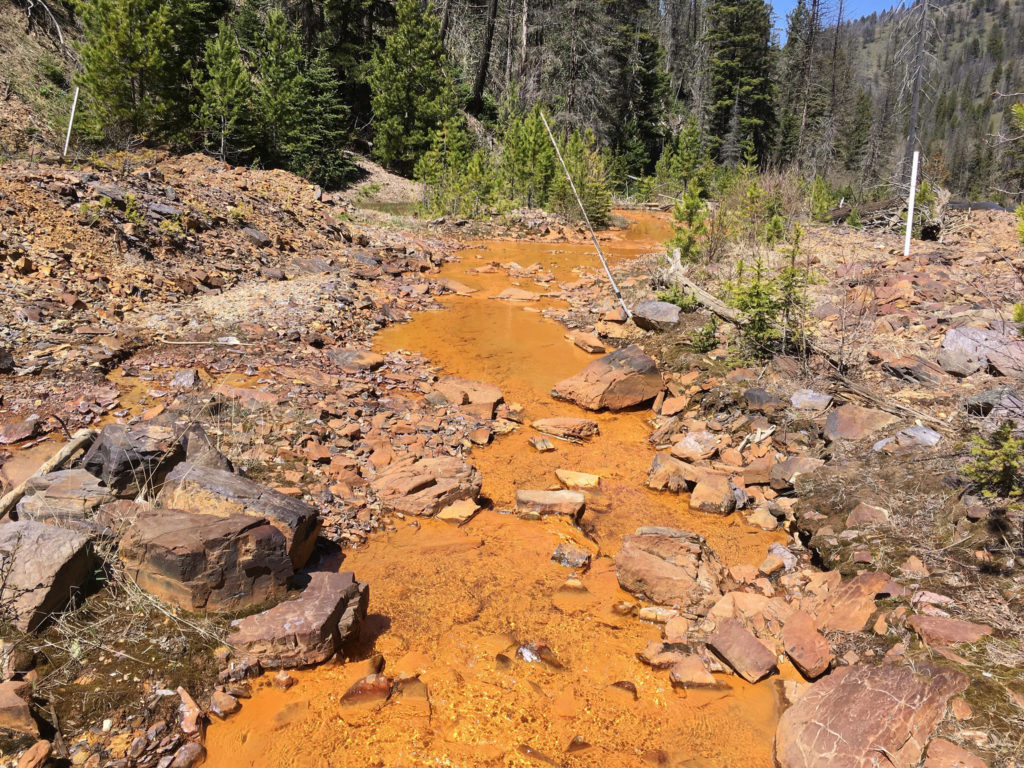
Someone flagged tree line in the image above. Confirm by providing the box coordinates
[70,0,1024,216]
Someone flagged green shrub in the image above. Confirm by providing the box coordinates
[666,178,709,263]
[691,318,719,353]
[657,285,698,312]
[963,421,1024,498]
[1016,203,1024,245]
[124,194,144,225]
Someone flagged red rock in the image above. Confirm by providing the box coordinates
[845,502,889,527]
[907,615,992,646]
[16,740,51,768]
[171,742,207,768]
[707,618,778,683]
[813,571,890,633]
[769,456,825,491]
[432,376,503,416]
[272,671,296,690]
[371,456,482,517]
[341,674,392,707]
[774,664,968,768]
[924,738,989,768]
[660,395,689,416]
[571,332,605,354]
[0,417,39,445]
[614,527,725,610]
[226,571,368,668]
[646,453,689,493]
[824,404,898,441]
[515,490,585,521]
[0,682,38,736]
[782,610,832,678]
[113,505,291,613]
[210,691,241,718]
[670,431,720,461]
[669,655,718,688]
[690,476,736,515]
[552,344,662,411]
[531,417,599,441]
[157,463,321,570]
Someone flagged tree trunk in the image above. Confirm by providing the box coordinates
[469,0,500,113]
[440,0,452,43]
[903,1,928,182]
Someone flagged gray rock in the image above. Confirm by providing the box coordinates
[15,469,116,531]
[242,227,271,248]
[81,423,184,496]
[632,300,682,332]
[940,326,1024,378]
[790,389,832,411]
[551,543,592,569]
[0,521,96,631]
[873,425,942,452]
[0,348,14,374]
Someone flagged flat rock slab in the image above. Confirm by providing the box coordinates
[113,504,292,612]
[432,376,503,417]
[769,456,825,491]
[0,521,95,631]
[632,300,681,332]
[16,469,116,524]
[924,738,989,768]
[669,655,718,688]
[775,663,969,768]
[227,571,368,668]
[554,469,600,490]
[516,490,585,520]
[824,404,897,442]
[0,418,39,445]
[614,526,725,610]
[690,476,736,515]
[707,618,777,683]
[939,326,1024,378]
[552,345,662,411]
[531,418,599,441]
[371,456,482,517]
[81,423,184,496]
[812,571,890,633]
[907,615,992,646]
[158,463,321,569]
[782,610,831,679]
[646,453,690,493]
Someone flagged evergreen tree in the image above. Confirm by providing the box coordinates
[703,0,776,163]
[287,48,355,188]
[654,117,711,195]
[548,128,611,226]
[195,19,253,162]
[415,117,477,214]
[322,0,394,129]
[253,8,307,166]
[499,104,556,208]
[369,0,456,175]
[76,0,209,141]
[667,178,709,263]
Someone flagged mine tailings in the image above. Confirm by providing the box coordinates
[205,210,793,767]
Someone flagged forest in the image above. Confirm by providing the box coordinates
[39,0,1024,218]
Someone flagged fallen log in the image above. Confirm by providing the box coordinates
[0,428,96,519]
[675,276,740,325]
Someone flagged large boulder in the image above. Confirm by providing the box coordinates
[824,405,897,442]
[632,300,682,332]
[226,571,368,668]
[81,423,184,496]
[775,664,968,768]
[614,527,726,611]
[15,469,116,528]
[111,504,292,613]
[0,521,96,631]
[371,456,482,517]
[157,463,321,570]
[552,345,662,411]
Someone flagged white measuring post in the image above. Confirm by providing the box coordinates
[903,149,919,258]
[63,86,80,158]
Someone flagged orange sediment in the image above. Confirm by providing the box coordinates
[205,211,790,767]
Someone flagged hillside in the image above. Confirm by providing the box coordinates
[844,0,1024,198]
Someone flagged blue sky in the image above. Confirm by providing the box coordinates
[771,0,901,35]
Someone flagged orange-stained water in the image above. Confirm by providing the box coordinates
[205,211,789,768]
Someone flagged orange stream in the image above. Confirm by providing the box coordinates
[205,211,787,768]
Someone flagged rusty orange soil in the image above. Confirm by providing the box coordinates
[205,211,790,767]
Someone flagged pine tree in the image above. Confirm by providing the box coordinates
[253,8,307,166]
[667,178,709,263]
[548,128,611,227]
[195,19,253,162]
[415,117,479,215]
[703,0,776,163]
[654,117,711,196]
[499,104,556,208]
[287,48,355,188]
[76,0,206,142]
[369,0,457,175]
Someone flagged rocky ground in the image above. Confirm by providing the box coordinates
[0,151,1021,768]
